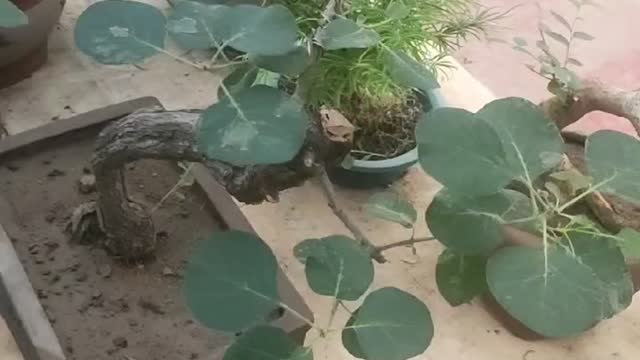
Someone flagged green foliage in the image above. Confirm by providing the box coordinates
[223,326,312,360]
[0,0,28,28]
[436,249,488,306]
[74,0,166,65]
[364,192,417,228]
[586,130,640,204]
[342,287,433,360]
[316,18,381,50]
[617,228,640,263]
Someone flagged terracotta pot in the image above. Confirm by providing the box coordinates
[0,0,65,88]
[483,226,640,340]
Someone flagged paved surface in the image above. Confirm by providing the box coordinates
[1,1,639,359]
[455,0,640,135]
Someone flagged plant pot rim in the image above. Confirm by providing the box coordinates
[339,87,447,173]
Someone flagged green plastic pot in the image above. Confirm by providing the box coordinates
[328,88,447,189]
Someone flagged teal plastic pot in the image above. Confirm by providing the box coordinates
[328,88,447,189]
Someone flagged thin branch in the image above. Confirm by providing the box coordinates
[318,169,387,263]
[375,237,435,253]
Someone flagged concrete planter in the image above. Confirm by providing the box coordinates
[0,0,64,88]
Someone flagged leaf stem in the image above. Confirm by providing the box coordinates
[375,237,435,253]
[556,177,611,213]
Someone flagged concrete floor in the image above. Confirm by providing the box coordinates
[455,0,640,135]
[1,1,640,359]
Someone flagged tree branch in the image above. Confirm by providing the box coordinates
[541,79,640,136]
[318,169,387,263]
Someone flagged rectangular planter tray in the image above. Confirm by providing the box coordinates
[0,97,312,360]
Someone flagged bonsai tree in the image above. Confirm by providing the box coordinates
[67,0,639,358]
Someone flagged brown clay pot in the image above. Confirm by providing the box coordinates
[0,0,65,89]
[483,226,640,340]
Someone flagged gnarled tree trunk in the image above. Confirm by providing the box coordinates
[78,107,348,260]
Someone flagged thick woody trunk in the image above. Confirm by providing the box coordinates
[88,107,348,259]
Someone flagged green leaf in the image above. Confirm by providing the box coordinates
[0,0,28,28]
[477,97,564,182]
[513,37,527,47]
[436,248,488,306]
[545,30,570,47]
[364,192,417,228]
[384,49,439,93]
[552,66,581,89]
[198,85,307,165]
[303,235,374,301]
[617,228,640,264]
[487,246,602,337]
[249,46,311,76]
[293,238,322,264]
[385,0,410,20]
[586,130,640,204]
[217,63,259,99]
[166,0,224,50]
[426,188,534,255]
[561,231,634,318]
[254,69,281,87]
[573,31,595,41]
[317,18,381,50]
[550,10,572,32]
[74,0,166,65]
[223,326,312,360]
[416,108,512,195]
[184,231,280,332]
[342,288,433,360]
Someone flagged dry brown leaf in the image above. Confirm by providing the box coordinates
[320,106,355,143]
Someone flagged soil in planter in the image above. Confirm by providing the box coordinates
[342,94,425,160]
[0,138,233,359]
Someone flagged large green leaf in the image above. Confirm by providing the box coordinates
[586,130,640,204]
[364,192,417,228]
[477,97,564,181]
[617,228,640,263]
[168,3,298,55]
[167,0,224,49]
[74,0,166,65]
[249,46,311,76]
[215,4,299,56]
[426,188,534,255]
[316,18,381,50]
[303,235,374,301]
[223,326,312,360]
[0,0,28,28]
[436,248,488,306]
[184,231,280,332]
[342,287,433,360]
[384,49,439,93]
[561,231,634,318]
[416,108,512,195]
[198,85,307,165]
[487,246,602,337]
[217,63,259,99]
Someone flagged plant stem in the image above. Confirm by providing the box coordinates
[318,169,387,263]
[556,177,611,213]
[375,237,435,253]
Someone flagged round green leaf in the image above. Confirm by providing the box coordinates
[426,188,534,255]
[487,246,602,338]
[342,287,433,360]
[436,248,488,306]
[416,108,512,196]
[217,64,259,100]
[364,192,417,228]
[317,18,381,50]
[293,238,321,264]
[304,235,374,301]
[0,0,28,28]
[197,85,308,165]
[216,4,299,56]
[617,228,640,263]
[184,230,280,332]
[586,130,640,204]
[561,231,634,318]
[74,0,166,65]
[249,46,311,76]
[384,49,439,92]
[167,0,224,50]
[223,326,312,360]
[477,97,564,181]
